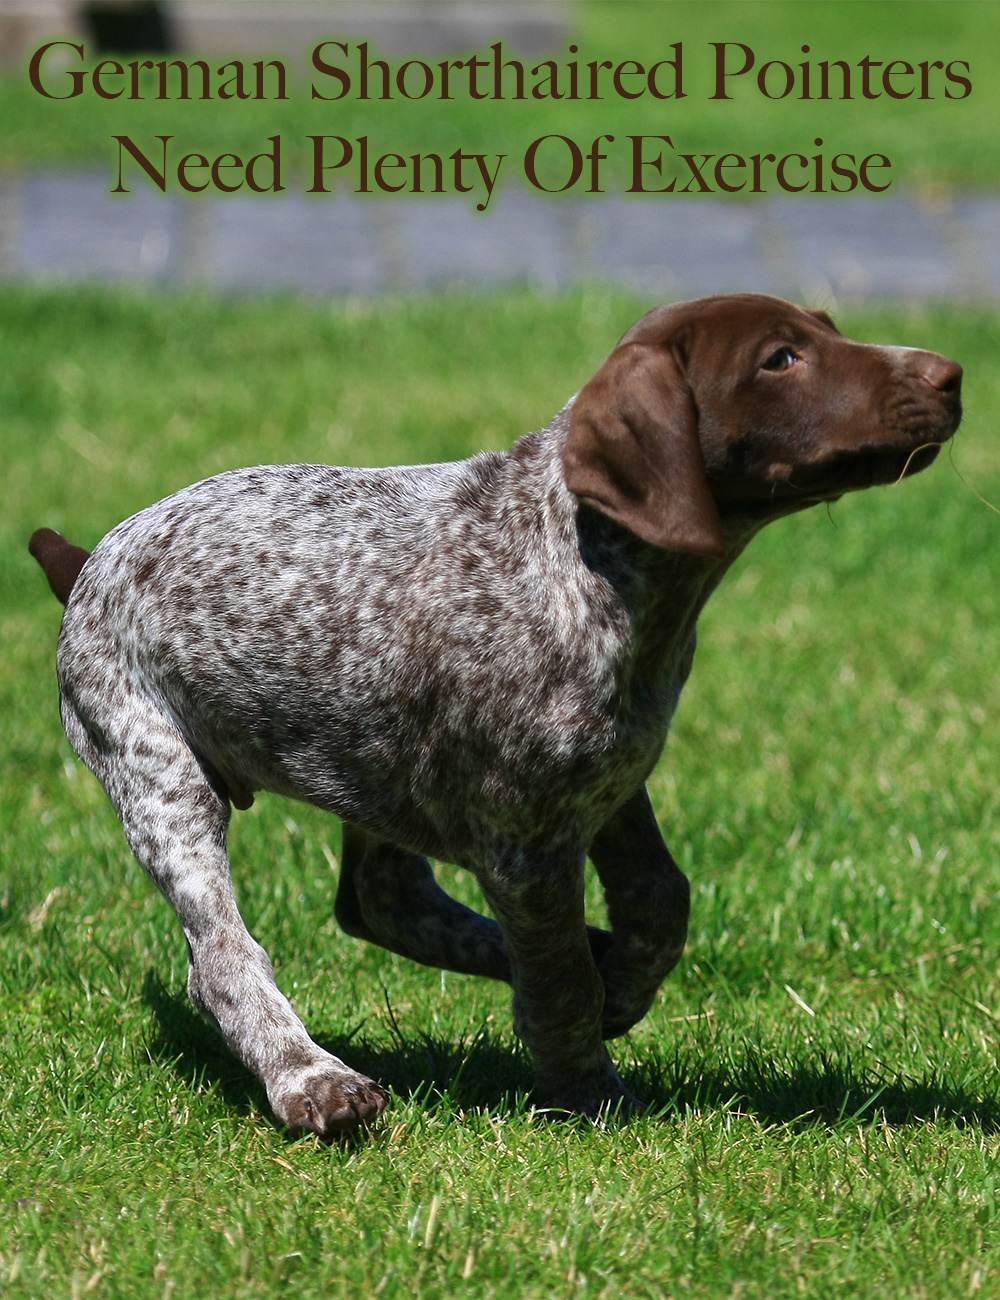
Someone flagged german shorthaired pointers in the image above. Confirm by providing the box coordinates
[31,294,962,1136]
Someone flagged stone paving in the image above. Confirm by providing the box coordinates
[3,169,999,301]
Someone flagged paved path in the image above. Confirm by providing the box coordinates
[2,170,998,300]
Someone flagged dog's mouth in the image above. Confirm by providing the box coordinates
[784,391,962,501]
[821,439,945,492]
[718,435,951,525]
[777,420,957,502]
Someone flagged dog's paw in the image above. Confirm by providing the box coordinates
[269,1065,388,1139]
[533,1065,644,1121]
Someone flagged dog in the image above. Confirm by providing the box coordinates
[30,294,962,1136]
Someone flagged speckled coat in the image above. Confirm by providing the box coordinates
[35,294,963,1135]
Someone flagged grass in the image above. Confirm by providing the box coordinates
[1,285,1000,1297]
[1,0,997,190]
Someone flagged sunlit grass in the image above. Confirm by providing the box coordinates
[2,286,999,1297]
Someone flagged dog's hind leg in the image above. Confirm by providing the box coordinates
[60,686,387,1138]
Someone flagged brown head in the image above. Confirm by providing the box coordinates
[563,293,963,556]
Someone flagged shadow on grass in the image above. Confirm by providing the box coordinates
[142,972,1000,1134]
[636,1044,1000,1133]
[142,970,270,1120]
[141,969,533,1124]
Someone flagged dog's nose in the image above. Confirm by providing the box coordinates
[921,354,963,395]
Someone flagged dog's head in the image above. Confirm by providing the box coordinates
[563,293,963,556]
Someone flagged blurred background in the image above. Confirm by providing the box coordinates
[1,0,998,303]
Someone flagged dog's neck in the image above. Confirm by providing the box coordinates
[588,513,741,690]
[510,413,761,707]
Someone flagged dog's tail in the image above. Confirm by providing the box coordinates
[29,528,91,605]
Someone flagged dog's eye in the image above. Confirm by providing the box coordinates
[761,347,798,372]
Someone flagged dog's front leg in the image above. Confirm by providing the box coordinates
[589,786,691,1039]
[334,823,513,979]
[476,843,640,1117]
[334,824,618,983]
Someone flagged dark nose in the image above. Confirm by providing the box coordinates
[921,353,963,395]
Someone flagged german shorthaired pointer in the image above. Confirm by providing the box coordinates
[30,294,962,1136]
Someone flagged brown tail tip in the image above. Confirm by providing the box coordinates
[29,528,91,605]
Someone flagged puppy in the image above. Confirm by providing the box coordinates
[31,294,962,1135]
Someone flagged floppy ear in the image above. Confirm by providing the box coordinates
[563,343,725,556]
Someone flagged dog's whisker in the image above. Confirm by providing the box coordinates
[947,442,1000,516]
[891,441,944,486]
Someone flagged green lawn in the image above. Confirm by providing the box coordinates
[2,0,996,189]
[2,286,1000,1297]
